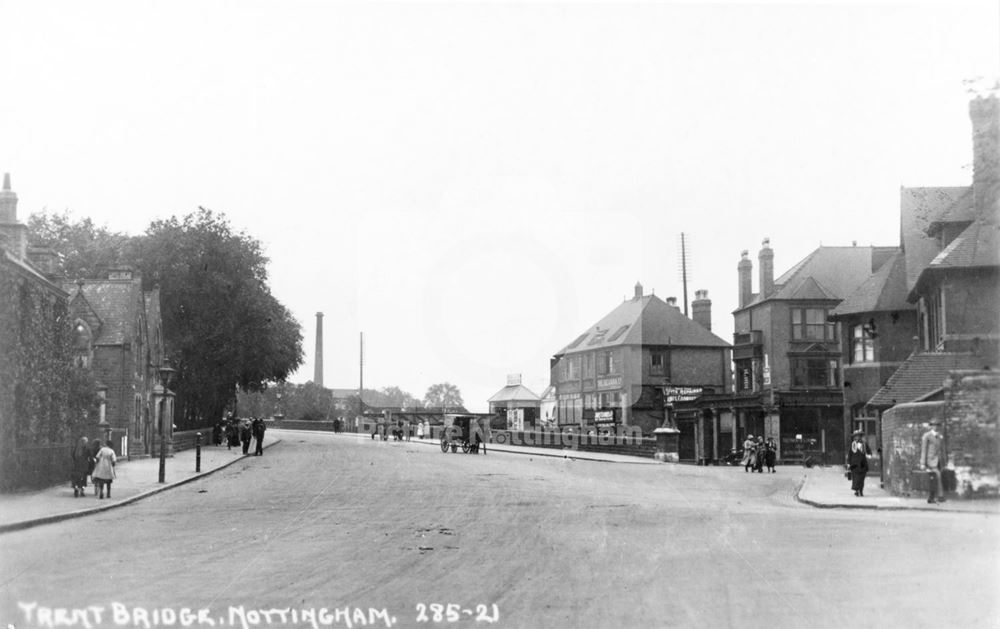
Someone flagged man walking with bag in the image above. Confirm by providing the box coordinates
[920,420,946,504]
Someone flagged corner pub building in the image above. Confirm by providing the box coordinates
[550,283,731,438]
[689,239,895,465]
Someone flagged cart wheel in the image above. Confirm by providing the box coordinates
[461,441,471,453]
[451,443,458,453]
[440,439,449,453]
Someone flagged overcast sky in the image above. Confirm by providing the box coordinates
[2,1,997,412]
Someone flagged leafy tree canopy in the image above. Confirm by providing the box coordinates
[423,382,465,411]
[28,207,304,429]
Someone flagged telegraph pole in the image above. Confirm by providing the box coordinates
[358,332,364,422]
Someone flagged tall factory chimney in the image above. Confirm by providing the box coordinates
[314,312,324,387]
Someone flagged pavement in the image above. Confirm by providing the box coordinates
[794,464,1000,514]
[0,440,280,533]
[1,430,995,534]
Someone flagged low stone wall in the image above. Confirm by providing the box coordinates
[267,419,341,433]
[267,421,660,459]
[490,430,658,459]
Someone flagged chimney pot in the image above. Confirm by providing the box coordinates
[634,282,643,299]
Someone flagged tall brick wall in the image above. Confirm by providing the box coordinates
[882,369,999,499]
[881,401,944,497]
[943,370,1000,497]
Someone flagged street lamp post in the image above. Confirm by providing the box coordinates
[157,359,177,483]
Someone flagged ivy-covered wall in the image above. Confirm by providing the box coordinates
[0,260,95,491]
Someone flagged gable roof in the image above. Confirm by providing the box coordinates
[64,280,141,345]
[740,246,882,310]
[868,352,988,407]
[488,383,540,403]
[900,186,973,292]
[557,294,730,356]
[830,250,914,317]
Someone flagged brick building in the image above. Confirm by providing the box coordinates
[864,96,999,494]
[64,267,168,458]
[0,173,78,489]
[550,282,731,437]
[695,240,893,465]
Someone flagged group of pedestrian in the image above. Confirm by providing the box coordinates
[741,434,777,473]
[70,437,117,499]
[213,415,267,455]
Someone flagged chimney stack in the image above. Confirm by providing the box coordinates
[0,173,17,223]
[970,95,999,220]
[634,281,643,299]
[0,173,28,260]
[759,238,774,299]
[314,312,324,387]
[666,296,678,308]
[737,250,753,307]
[692,289,712,331]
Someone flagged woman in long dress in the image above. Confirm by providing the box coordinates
[91,440,117,499]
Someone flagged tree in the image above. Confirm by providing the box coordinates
[27,207,304,429]
[133,208,303,428]
[423,382,465,411]
[375,386,421,409]
[27,211,134,279]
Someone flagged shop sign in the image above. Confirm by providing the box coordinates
[507,373,522,386]
[597,376,622,390]
[665,386,703,403]
[594,410,616,424]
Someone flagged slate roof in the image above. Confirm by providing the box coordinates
[900,186,973,292]
[867,352,988,407]
[557,294,730,356]
[740,246,883,310]
[63,280,140,345]
[488,384,541,403]
[830,250,914,317]
[927,219,1000,269]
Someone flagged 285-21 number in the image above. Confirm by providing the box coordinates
[415,603,499,624]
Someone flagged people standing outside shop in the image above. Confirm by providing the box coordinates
[417,422,425,440]
[753,436,766,473]
[91,440,117,499]
[920,420,946,504]
[764,437,777,473]
[849,430,871,497]
[742,435,756,473]
[252,417,266,456]
[70,436,91,497]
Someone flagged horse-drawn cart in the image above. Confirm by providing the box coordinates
[440,415,486,455]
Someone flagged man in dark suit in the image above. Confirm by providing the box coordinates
[921,420,946,503]
[252,418,266,456]
[848,429,871,497]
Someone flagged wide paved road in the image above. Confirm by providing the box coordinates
[2,430,998,629]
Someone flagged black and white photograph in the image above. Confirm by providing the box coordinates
[1,1,998,627]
